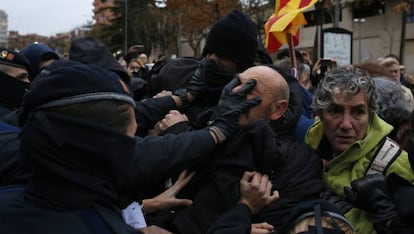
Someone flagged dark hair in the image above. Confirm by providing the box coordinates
[47,100,133,133]
[276,48,305,64]
[384,53,400,62]
[274,57,305,79]
[354,62,388,77]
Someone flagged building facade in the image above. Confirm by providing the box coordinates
[0,10,8,48]
[297,0,413,73]
[93,0,117,27]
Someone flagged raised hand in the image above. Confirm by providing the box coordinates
[208,77,261,143]
[239,171,279,215]
[142,170,195,213]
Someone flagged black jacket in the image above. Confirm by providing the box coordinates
[173,120,323,234]
[0,111,140,234]
[0,111,217,210]
[0,130,30,187]
[0,186,141,234]
[120,130,216,205]
[134,96,178,137]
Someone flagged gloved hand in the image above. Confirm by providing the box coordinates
[322,188,353,214]
[344,174,397,224]
[208,77,261,143]
[187,58,234,99]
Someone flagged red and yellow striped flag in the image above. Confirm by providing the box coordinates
[264,0,317,53]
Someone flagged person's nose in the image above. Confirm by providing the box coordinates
[340,112,353,130]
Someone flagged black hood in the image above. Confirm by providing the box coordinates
[69,37,130,84]
[20,111,136,210]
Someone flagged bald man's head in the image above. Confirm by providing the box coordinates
[234,65,289,125]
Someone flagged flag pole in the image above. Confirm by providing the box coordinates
[287,33,298,78]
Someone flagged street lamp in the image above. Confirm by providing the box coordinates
[124,0,128,54]
[353,18,365,63]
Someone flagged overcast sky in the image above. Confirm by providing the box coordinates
[1,0,94,36]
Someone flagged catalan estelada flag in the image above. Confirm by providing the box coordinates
[264,0,317,53]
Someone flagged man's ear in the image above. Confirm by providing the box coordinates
[270,100,288,121]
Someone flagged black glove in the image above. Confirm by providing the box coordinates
[208,77,261,143]
[322,188,353,214]
[187,58,234,99]
[344,174,397,224]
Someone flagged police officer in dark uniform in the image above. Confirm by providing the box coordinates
[0,48,31,119]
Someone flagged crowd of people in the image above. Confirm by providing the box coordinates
[0,9,414,234]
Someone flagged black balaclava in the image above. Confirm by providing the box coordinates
[0,71,29,112]
[21,112,136,210]
[202,10,258,73]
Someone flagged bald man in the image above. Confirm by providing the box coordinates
[168,65,322,234]
[235,65,289,125]
[159,65,290,129]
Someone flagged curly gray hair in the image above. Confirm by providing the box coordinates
[312,67,378,120]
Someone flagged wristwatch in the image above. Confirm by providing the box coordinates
[173,88,189,107]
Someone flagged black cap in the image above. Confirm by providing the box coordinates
[20,60,135,124]
[0,48,32,76]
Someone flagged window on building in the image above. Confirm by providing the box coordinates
[304,9,335,27]
[352,0,385,19]
[407,2,414,23]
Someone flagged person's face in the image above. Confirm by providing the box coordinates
[129,61,141,72]
[208,54,238,73]
[320,90,370,155]
[138,54,148,64]
[232,66,286,126]
[6,66,30,83]
[126,106,137,137]
[299,71,311,89]
[385,64,401,81]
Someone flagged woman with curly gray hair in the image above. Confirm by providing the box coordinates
[305,67,414,234]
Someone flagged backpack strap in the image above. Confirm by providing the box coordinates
[324,212,342,231]
[366,137,402,176]
[313,203,324,234]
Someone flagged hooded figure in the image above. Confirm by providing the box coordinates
[171,10,259,130]
[0,60,142,234]
[203,10,258,73]
[22,43,59,81]
[69,37,131,84]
